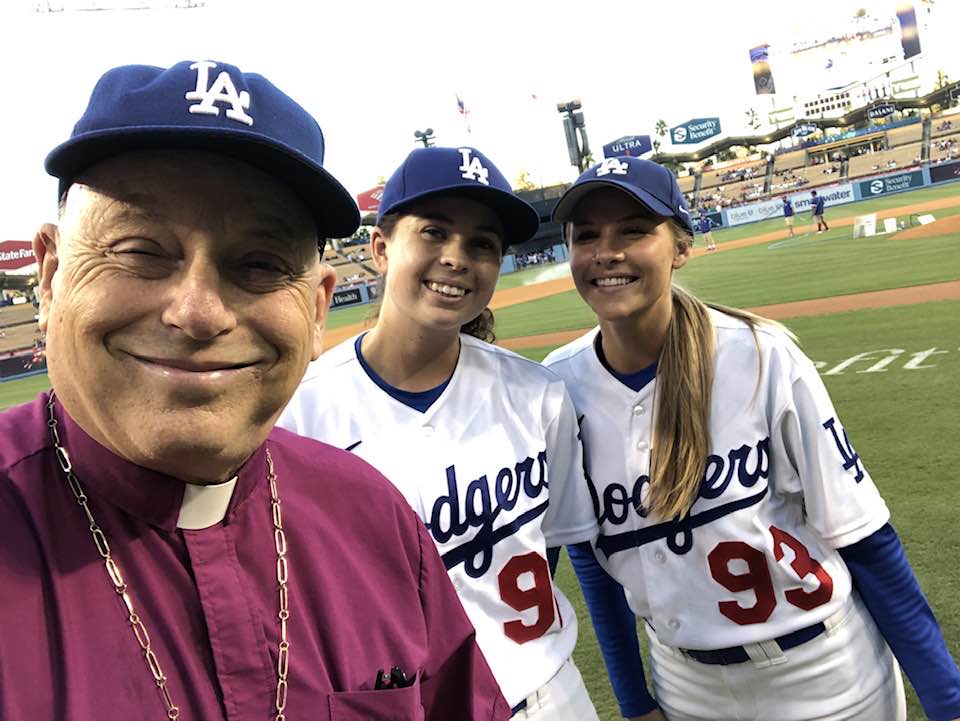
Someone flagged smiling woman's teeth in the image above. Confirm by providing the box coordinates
[428,281,467,297]
[595,277,633,287]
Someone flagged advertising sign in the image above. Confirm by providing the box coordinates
[929,160,960,184]
[791,123,818,138]
[331,287,363,308]
[0,241,36,271]
[602,135,652,158]
[670,117,722,145]
[725,183,854,227]
[867,102,896,119]
[857,170,924,197]
[356,185,385,213]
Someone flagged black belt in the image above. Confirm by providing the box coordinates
[681,621,826,665]
[511,700,527,716]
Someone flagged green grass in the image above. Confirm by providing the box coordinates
[531,301,960,721]
[325,302,376,330]
[678,230,960,308]
[496,262,570,290]
[709,182,960,246]
[0,374,50,410]
[493,228,960,340]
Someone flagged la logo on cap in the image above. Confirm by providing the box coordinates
[185,60,253,127]
[458,148,489,185]
[595,158,628,176]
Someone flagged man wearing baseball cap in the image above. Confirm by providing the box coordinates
[0,60,510,720]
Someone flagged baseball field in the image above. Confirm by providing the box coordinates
[3,183,958,719]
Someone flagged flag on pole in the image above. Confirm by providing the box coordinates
[456,94,472,134]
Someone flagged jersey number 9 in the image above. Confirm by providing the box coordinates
[497,552,558,644]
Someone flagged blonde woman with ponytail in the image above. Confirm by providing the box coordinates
[544,157,960,721]
[280,146,602,721]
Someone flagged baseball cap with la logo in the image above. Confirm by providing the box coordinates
[45,60,360,239]
[551,156,694,235]
[376,146,540,247]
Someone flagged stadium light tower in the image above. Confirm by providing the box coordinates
[557,100,590,172]
[414,128,435,148]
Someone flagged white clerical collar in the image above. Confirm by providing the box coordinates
[176,476,238,530]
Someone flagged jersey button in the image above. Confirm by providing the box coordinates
[422,425,434,437]
[636,440,649,451]
[633,404,645,416]
[654,550,666,564]
[667,618,681,630]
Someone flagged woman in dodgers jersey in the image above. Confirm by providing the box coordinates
[542,157,960,721]
[279,146,601,720]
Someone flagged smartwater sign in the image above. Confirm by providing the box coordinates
[857,170,924,197]
[725,183,855,227]
[602,135,652,158]
[670,117,722,145]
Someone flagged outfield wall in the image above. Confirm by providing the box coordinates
[721,160,960,228]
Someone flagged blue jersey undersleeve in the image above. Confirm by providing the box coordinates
[567,542,658,717]
[839,523,960,721]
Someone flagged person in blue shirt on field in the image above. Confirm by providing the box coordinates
[783,196,796,237]
[811,190,829,233]
[697,213,717,252]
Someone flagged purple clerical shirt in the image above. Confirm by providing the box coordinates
[0,392,510,721]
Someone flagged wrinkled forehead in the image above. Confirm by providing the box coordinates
[61,150,318,242]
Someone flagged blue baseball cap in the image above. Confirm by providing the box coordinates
[552,157,694,235]
[376,146,540,246]
[45,60,360,239]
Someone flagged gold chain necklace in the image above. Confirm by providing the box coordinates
[46,394,292,720]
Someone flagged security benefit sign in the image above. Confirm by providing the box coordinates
[670,117,722,145]
[602,135,652,158]
[0,241,36,271]
[858,170,924,197]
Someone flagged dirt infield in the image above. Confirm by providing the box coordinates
[894,214,960,240]
[498,281,960,351]
[322,193,960,350]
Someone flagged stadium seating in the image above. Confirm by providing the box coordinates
[929,133,960,163]
[700,160,765,190]
[678,175,695,193]
[0,324,42,354]
[0,304,37,327]
[773,149,807,172]
[885,123,922,147]
[847,142,923,179]
[931,119,959,138]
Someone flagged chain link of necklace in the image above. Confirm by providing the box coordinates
[46,394,292,721]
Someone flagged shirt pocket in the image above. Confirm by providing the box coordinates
[328,674,425,721]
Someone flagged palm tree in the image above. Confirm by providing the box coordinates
[655,119,668,140]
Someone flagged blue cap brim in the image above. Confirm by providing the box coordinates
[381,184,540,247]
[551,178,675,225]
[45,127,361,239]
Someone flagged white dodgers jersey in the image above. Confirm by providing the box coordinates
[543,310,890,651]
[278,334,599,707]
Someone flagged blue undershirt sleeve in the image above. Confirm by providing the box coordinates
[838,523,960,721]
[547,546,560,577]
[567,542,658,718]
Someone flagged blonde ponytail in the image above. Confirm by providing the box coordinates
[645,221,790,520]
